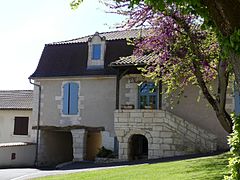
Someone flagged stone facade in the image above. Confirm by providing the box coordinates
[101,131,115,151]
[37,130,49,166]
[114,109,217,160]
[71,129,86,161]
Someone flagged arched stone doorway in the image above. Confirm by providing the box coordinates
[129,134,148,160]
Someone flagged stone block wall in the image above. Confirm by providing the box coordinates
[101,131,115,151]
[37,130,48,166]
[71,129,86,162]
[114,109,217,160]
[124,80,138,107]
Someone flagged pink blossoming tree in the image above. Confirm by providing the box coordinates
[108,2,232,133]
[71,0,233,133]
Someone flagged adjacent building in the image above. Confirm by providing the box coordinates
[0,90,33,143]
[0,90,35,167]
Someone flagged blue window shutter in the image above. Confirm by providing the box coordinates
[63,83,70,114]
[92,44,101,60]
[69,82,79,115]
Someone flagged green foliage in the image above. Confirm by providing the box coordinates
[70,0,83,10]
[128,0,211,26]
[220,29,240,58]
[126,0,240,59]
[225,114,240,180]
[96,146,114,158]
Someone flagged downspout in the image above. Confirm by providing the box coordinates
[29,78,41,167]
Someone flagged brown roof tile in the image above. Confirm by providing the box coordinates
[0,90,33,110]
[110,55,155,67]
[49,29,147,45]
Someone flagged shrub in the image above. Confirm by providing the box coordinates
[225,114,240,180]
[96,146,115,158]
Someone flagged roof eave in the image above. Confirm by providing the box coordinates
[0,108,32,110]
[109,63,146,68]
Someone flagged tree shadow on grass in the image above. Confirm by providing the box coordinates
[182,153,230,180]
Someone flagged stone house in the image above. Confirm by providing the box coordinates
[29,29,231,166]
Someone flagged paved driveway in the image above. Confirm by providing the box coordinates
[0,165,129,180]
[0,168,40,180]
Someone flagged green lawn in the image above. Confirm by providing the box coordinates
[35,153,229,180]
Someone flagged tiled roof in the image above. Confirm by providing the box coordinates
[0,142,35,148]
[30,39,134,78]
[49,29,147,45]
[110,55,155,67]
[0,90,33,110]
[30,29,151,78]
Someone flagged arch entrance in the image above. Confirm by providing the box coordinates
[129,134,148,160]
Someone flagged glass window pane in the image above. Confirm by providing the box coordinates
[149,95,157,109]
[140,83,148,93]
[139,82,157,109]
[140,96,147,109]
[92,44,101,60]
[14,117,29,135]
[149,84,156,93]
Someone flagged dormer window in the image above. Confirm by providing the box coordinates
[92,44,101,60]
[87,32,106,69]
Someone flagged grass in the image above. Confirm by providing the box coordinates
[35,153,229,180]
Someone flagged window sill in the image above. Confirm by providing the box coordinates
[11,134,30,137]
[87,65,104,70]
[61,114,80,117]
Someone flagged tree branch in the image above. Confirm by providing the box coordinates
[173,13,233,132]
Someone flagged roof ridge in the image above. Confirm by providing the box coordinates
[49,34,91,45]
[0,90,33,91]
[97,28,142,36]
[48,28,145,45]
[0,90,33,92]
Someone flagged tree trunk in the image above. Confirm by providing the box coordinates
[229,51,240,90]
[202,0,240,36]
[216,59,233,132]
[202,0,240,89]
[175,14,233,133]
[215,111,232,133]
[192,58,232,133]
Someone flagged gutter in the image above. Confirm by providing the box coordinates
[29,78,41,167]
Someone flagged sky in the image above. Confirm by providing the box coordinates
[0,0,124,90]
